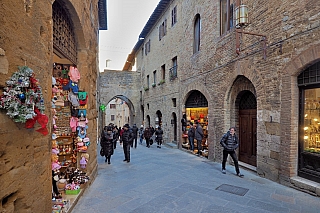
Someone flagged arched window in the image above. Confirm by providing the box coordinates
[52,0,77,64]
[193,14,201,54]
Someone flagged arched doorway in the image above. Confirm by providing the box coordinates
[171,112,177,142]
[156,110,162,127]
[237,90,257,166]
[146,115,151,127]
[184,90,208,156]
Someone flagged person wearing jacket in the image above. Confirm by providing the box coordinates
[143,127,152,148]
[138,125,144,145]
[220,127,244,177]
[100,125,114,164]
[194,121,204,156]
[122,124,133,162]
[131,124,139,148]
[155,126,164,148]
[112,125,119,149]
[187,122,195,151]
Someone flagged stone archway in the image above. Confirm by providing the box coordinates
[226,76,257,167]
[99,70,142,128]
[103,95,135,127]
[281,44,320,182]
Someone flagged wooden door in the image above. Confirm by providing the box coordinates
[239,109,257,166]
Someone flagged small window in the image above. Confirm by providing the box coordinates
[170,57,178,80]
[110,104,116,109]
[171,6,177,26]
[161,64,165,80]
[172,98,177,107]
[193,14,201,54]
[159,19,167,40]
[147,75,150,88]
[153,70,157,84]
[111,115,115,121]
[145,39,151,55]
[220,0,234,35]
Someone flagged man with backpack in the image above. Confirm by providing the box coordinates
[220,127,244,177]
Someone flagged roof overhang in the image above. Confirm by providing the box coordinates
[98,0,108,30]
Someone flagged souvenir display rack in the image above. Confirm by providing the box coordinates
[51,63,90,212]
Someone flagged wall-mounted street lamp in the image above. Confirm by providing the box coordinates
[235,4,249,28]
[235,2,267,59]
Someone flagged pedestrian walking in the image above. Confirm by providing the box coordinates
[119,127,124,146]
[188,122,195,151]
[138,125,144,144]
[220,127,244,177]
[131,124,139,148]
[100,125,114,164]
[112,125,118,149]
[122,123,133,163]
[194,121,204,156]
[181,113,187,131]
[155,125,163,148]
[150,125,155,145]
[143,127,152,148]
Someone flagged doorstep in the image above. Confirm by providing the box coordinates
[290,176,320,196]
[239,161,257,172]
[165,142,178,149]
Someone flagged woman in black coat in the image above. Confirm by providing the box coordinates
[100,125,114,164]
[155,126,164,148]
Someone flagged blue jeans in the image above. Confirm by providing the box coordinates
[139,136,143,144]
[188,136,194,150]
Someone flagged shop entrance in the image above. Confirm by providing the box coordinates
[156,110,162,127]
[183,90,208,157]
[238,91,257,166]
[298,62,320,183]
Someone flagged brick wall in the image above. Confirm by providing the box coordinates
[132,0,320,185]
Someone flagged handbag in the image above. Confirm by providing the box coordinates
[100,147,104,156]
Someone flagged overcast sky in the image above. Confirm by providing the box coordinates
[99,0,160,71]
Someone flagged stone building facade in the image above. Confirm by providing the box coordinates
[120,0,320,194]
[0,0,106,212]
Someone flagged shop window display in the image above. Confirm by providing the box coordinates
[303,88,320,153]
[299,87,320,183]
[182,107,208,158]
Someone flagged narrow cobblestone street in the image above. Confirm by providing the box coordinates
[72,142,320,213]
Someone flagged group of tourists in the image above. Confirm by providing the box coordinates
[100,120,243,177]
[139,125,163,148]
[100,123,164,164]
